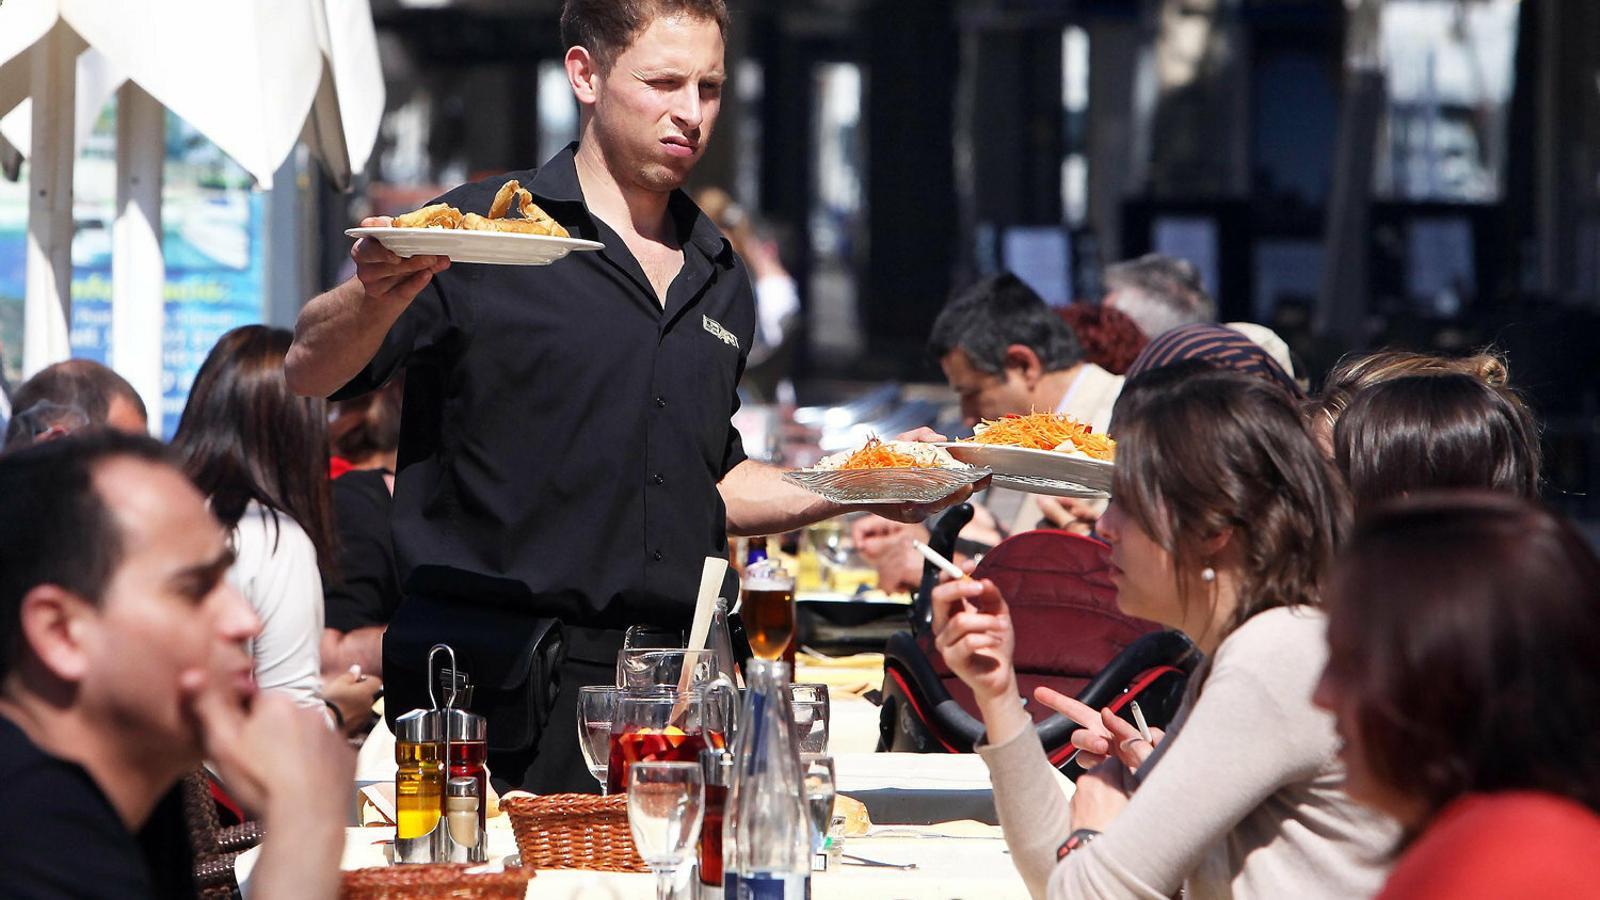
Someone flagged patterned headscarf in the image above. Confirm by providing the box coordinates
[1125,323,1303,399]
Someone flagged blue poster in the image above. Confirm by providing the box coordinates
[0,105,265,438]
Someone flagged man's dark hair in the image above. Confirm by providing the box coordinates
[0,429,173,682]
[1103,253,1215,338]
[926,273,1084,375]
[561,0,730,71]
[3,359,148,448]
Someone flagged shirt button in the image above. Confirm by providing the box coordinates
[652,473,665,485]
[655,396,667,408]
[652,550,664,561]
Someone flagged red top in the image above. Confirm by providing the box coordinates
[1379,791,1600,899]
[329,455,354,480]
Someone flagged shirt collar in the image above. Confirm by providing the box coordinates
[530,142,734,268]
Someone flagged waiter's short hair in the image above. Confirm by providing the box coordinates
[927,273,1084,375]
[0,430,173,682]
[561,0,730,71]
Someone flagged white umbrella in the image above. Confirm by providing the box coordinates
[0,0,384,416]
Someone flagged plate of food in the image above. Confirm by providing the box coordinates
[936,412,1115,498]
[347,179,604,266]
[783,437,990,505]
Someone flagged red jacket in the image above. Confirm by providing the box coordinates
[1380,792,1600,899]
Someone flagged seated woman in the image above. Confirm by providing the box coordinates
[1332,373,1539,513]
[933,365,1395,899]
[1314,493,1600,898]
[173,326,377,733]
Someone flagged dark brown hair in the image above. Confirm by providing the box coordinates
[329,377,403,465]
[4,359,147,448]
[1333,373,1540,512]
[1110,362,1347,637]
[1324,492,1600,822]
[0,430,172,681]
[1307,347,1511,439]
[171,326,337,577]
[561,0,730,71]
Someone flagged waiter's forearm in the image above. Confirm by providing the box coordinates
[720,459,839,535]
[285,277,408,397]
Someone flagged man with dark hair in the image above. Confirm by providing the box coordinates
[3,358,149,447]
[928,272,1123,434]
[0,431,351,899]
[286,0,963,792]
[1102,253,1216,339]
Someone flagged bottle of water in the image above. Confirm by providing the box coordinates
[727,658,811,900]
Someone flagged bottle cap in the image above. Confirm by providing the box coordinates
[394,708,440,743]
[440,707,487,741]
[447,776,480,798]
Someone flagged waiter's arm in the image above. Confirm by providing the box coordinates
[720,458,979,535]
[285,217,449,397]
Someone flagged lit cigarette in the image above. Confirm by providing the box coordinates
[910,539,966,581]
[1130,701,1153,744]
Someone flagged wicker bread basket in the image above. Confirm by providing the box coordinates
[339,863,534,899]
[502,793,649,873]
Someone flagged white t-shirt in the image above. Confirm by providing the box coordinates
[228,501,325,709]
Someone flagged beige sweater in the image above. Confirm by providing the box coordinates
[978,606,1397,900]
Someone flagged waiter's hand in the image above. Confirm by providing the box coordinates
[351,216,450,308]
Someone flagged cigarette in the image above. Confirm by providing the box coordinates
[349,664,365,682]
[911,539,966,581]
[1130,701,1152,743]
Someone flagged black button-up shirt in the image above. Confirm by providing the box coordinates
[333,145,753,629]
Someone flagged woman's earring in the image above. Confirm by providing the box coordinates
[1201,566,1216,583]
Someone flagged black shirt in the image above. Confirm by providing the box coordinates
[323,469,401,631]
[0,716,193,899]
[334,145,754,628]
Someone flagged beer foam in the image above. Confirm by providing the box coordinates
[743,575,794,591]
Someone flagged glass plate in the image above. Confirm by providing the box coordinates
[990,473,1108,500]
[783,467,990,505]
[934,443,1114,494]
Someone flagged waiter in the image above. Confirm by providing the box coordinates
[287,0,967,791]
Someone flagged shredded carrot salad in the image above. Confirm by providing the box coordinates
[837,436,937,470]
[964,412,1116,460]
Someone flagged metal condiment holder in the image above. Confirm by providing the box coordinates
[429,644,487,863]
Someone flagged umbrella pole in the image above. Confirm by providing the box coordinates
[23,22,75,377]
[112,82,165,435]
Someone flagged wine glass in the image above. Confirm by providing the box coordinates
[791,683,830,755]
[801,753,837,856]
[576,686,620,794]
[627,760,705,900]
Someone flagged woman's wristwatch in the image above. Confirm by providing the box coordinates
[1056,828,1102,860]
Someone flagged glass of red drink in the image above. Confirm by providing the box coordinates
[607,688,728,794]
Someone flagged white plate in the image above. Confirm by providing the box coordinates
[783,466,990,505]
[935,442,1114,497]
[346,226,604,266]
[989,473,1108,500]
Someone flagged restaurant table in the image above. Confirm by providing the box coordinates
[289,817,1033,899]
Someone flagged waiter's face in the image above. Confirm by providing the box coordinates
[589,14,726,193]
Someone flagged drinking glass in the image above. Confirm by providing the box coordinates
[608,688,724,794]
[627,760,705,900]
[616,648,722,691]
[697,749,734,891]
[800,754,837,855]
[742,568,797,660]
[576,685,620,794]
[622,624,684,652]
[791,683,830,755]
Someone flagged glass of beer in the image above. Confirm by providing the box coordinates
[742,567,797,661]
